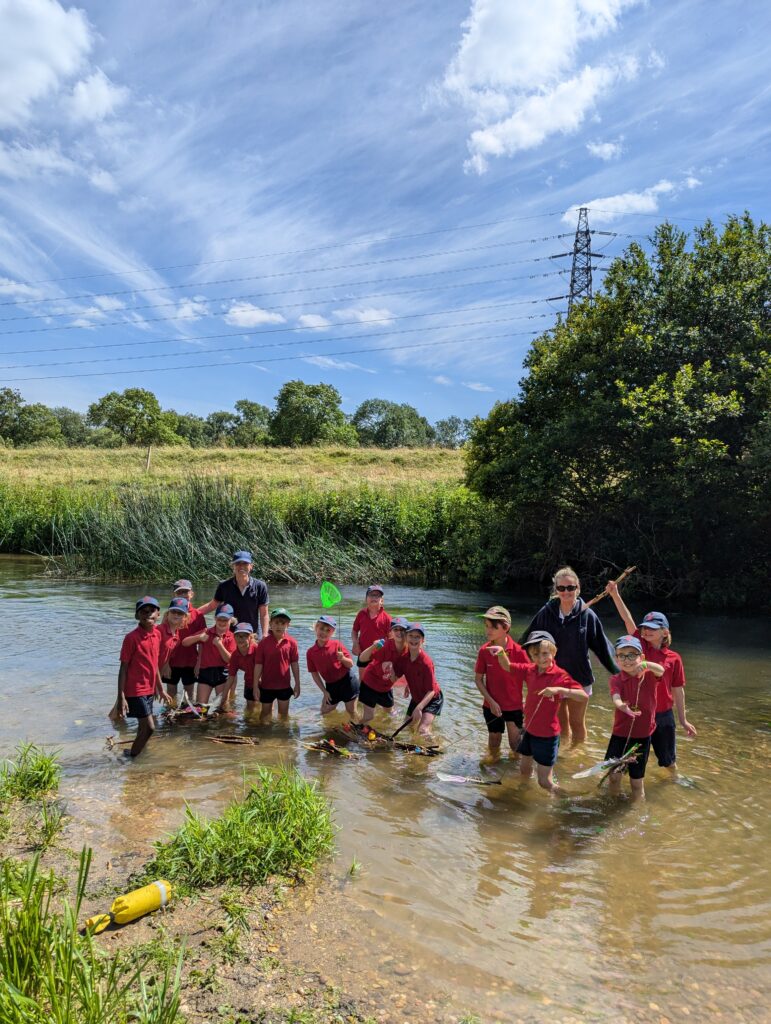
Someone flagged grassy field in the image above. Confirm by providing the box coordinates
[0,446,465,491]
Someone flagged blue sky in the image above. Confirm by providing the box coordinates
[0,0,769,423]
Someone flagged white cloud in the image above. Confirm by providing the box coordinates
[0,141,76,179]
[463,381,494,392]
[177,296,209,321]
[223,302,285,327]
[0,276,43,299]
[65,68,129,123]
[303,355,376,373]
[297,313,332,329]
[88,167,119,193]
[0,0,92,128]
[563,177,701,223]
[442,0,642,172]
[433,375,452,385]
[93,295,125,311]
[334,306,395,324]
[586,137,624,160]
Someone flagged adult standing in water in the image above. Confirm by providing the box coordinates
[200,550,269,639]
[521,566,617,745]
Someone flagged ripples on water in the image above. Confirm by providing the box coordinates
[2,561,769,1022]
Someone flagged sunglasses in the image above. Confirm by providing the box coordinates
[556,584,578,592]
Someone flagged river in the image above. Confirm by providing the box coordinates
[1,556,769,1022]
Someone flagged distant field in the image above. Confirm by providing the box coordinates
[0,446,465,491]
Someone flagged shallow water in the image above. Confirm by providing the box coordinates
[2,556,770,1022]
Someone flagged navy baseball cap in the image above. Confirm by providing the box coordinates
[390,616,409,630]
[215,603,235,618]
[638,611,669,630]
[615,634,643,653]
[366,584,384,596]
[234,622,254,634]
[135,596,160,613]
[524,630,556,647]
[172,579,193,592]
[316,614,337,628]
[406,622,425,636]
[168,597,190,613]
[231,550,253,564]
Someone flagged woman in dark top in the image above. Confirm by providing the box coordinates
[522,566,618,746]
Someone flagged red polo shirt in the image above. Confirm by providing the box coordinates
[353,609,391,650]
[120,625,160,698]
[362,638,408,692]
[228,644,257,681]
[256,633,299,690]
[610,669,660,739]
[157,622,180,671]
[169,606,208,669]
[655,649,685,712]
[198,627,236,671]
[306,639,351,685]
[401,648,440,704]
[507,661,583,737]
[475,636,527,711]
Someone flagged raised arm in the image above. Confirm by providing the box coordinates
[605,580,636,634]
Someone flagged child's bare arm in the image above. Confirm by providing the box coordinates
[673,686,697,735]
[474,672,500,717]
[212,636,232,662]
[338,648,354,669]
[253,663,262,688]
[640,660,665,678]
[358,638,385,664]
[310,670,327,696]
[182,631,207,647]
[291,660,301,697]
[110,663,129,721]
[605,580,636,633]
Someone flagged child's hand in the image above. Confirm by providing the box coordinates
[158,690,173,706]
[682,718,697,737]
[487,699,502,718]
[411,707,422,725]
[109,698,128,722]
[199,632,210,644]
[618,701,640,718]
[487,645,503,657]
[606,580,619,596]
[540,686,561,698]
[374,638,386,649]
[293,683,301,699]
[352,641,361,656]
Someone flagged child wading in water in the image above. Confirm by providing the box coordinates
[226,623,258,712]
[351,584,391,658]
[357,616,410,728]
[254,608,300,721]
[184,603,236,705]
[496,631,587,792]
[111,597,171,758]
[474,606,527,764]
[398,623,443,736]
[157,596,188,687]
[166,579,208,703]
[307,614,358,718]
[606,635,666,801]
[606,582,697,778]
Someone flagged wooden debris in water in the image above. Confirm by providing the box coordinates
[206,734,257,745]
[304,739,359,759]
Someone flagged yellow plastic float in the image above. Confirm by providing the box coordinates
[85,880,172,934]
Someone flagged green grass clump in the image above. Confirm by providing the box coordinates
[0,849,182,1024]
[0,743,61,803]
[142,766,334,891]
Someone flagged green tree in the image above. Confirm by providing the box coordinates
[352,399,435,447]
[231,399,270,447]
[169,411,208,448]
[51,407,92,445]
[465,214,771,605]
[15,403,63,445]
[434,415,471,449]
[204,411,238,446]
[0,388,24,443]
[269,381,358,447]
[87,388,183,445]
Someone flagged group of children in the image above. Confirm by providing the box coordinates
[113,575,696,799]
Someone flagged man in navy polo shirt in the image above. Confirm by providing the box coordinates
[200,551,269,638]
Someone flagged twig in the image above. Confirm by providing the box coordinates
[584,566,637,608]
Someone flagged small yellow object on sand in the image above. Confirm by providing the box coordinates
[84,880,172,934]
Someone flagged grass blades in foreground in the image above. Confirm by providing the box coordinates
[0,743,61,803]
[141,766,334,891]
[0,849,182,1024]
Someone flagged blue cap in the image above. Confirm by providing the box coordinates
[231,550,253,564]
[172,579,193,592]
[390,616,409,630]
[135,596,160,613]
[615,634,643,653]
[233,622,254,634]
[638,611,669,631]
[215,603,235,618]
[168,597,190,613]
[316,614,337,628]
[406,622,425,636]
[366,584,384,596]
[524,630,555,647]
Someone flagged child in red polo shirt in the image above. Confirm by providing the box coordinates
[254,608,300,721]
[606,635,666,801]
[474,606,527,764]
[166,579,208,702]
[496,631,587,792]
[226,622,258,712]
[397,623,443,736]
[157,597,188,683]
[111,597,170,758]
[351,584,391,657]
[307,614,358,718]
[357,616,410,727]
[606,582,697,777]
[183,603,236,705]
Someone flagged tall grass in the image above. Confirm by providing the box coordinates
[0,743,61,803]
[141,766,334,890]
[0,849,182,1024]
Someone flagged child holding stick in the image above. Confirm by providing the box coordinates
[111,597,171,758]
[307,614,358,718]
[254,608,300,721]
[474,606,527,764]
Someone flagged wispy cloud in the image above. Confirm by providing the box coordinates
[563,175,702,224]
[223,302,285,327]
[463,381,494,392]
[303,355,376,373]
[433,375,452,385]
[297,313,331,329]
[177,296,209,321]
[586,137,624,160]
[334,306,395,324]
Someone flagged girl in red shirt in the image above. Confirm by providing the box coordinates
[254,608,300,722]
[183,603,236,705]
[357,616,410,727]
[157,597,188,686]
[226,622,258,712]
[166,580,208,702]
[397,623,443,736]
[307,615,357,718]
[351,584,391,656]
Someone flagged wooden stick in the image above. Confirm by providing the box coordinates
[389,717,413,740]
[584,565,637,608]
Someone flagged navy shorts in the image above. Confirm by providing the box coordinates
[605,734,652,780]
[244,687,256,702]
[259,686,293,704]
[517,730,560,767]
[325,672,359,706]
[169,666,196,688]
[126,695,154,719]
[358,681,394,709]
[198,666,228,687]
[651,709,677,767]
[406,691,444,718]
[483,705,523,734]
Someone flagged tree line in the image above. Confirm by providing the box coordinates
[0,383,471,449]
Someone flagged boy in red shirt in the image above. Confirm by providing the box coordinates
[473,606,527,764]
[226,622,258,712]
[606,635,666,801]
[183,603,236,705]
[112,597,171,758]
[166,578,208,703]
[307,614,357,718]
[157,596,188,681]
[357,616,409,727]
[254,608,300,721]
[397,623,443,736]
[496,631,587,791]
[351,585,391,657]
